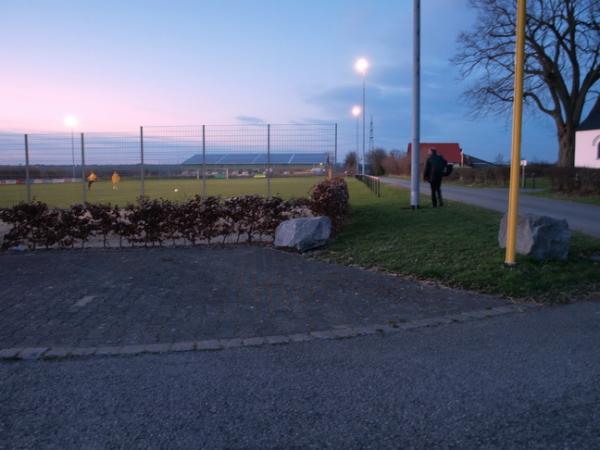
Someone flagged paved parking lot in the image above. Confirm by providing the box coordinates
[0,245,509,350]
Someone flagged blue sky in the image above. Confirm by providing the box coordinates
[1,0,558,162]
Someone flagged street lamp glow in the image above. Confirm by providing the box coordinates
[64,115,78,128]
[351,105,362,117]
[354,57,369,76]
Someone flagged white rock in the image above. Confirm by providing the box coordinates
[274,217,332,252]
[498,213,571,261]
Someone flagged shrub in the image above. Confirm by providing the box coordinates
[1,180,353,250]
[447,167,510,186]
[310,177,350,232]
[547,167,600,196]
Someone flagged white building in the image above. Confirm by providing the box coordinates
[575,98,600,168]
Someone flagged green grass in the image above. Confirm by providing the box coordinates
[529,190,600,206]
[318,179,600,302]
[0,176,324,208]
[444,175,600,205]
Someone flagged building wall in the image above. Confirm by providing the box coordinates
[575,129,600,168]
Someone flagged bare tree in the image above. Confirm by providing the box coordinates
[453,0,600,167]
[494,152,506,165]
[366,148,388,176]
[344,151,358,173]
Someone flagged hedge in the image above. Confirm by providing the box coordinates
[0,178,350,250]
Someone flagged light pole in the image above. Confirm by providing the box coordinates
[352,105,361,174]
[354,57,369,175]
[64,115,78,179]
[410,0,421,209]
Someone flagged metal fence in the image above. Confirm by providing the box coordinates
[356,174,381,197]
[0,124,337,207]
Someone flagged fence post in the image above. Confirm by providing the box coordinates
[202,125,206,199]
[334,123,338,174]
[80,133,87,204]
[24,134,31,203]
[267,124,271,199]
[140,126,145,197]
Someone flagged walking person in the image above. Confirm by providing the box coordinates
[423,148,448,207]
[111,171,121,190]
[87,171,97,191]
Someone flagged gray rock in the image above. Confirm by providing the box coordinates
[274,217,331,252]
[498,213,571,261]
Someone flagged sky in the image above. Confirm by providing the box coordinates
[1,0,561,163]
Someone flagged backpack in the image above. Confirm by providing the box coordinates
[443,163,453,177]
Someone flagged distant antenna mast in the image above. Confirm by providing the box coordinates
[369,115,374,151]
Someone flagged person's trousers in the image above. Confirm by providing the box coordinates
[429,178,443,207]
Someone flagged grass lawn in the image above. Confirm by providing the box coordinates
[529,190,600,206]
[318,179,600,302]
[442,175,600,206]
[0,176,324,208]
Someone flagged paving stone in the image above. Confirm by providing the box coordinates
[351,326,379,336]
[43,348,71,359]
[143,343,172,353]
[331,328,359,339]
[287,334,313,343]
[462,310,492,319]
[310,330,335,339]
[220,338,244,348]
[196,340,222,351]
[95,346,122,356]
[265,335,290,345]
[242,337,265,347]
[18,347,49,360]
[489,306,520,314]
[69,347,98,356]
[170,342,196,352]
[398,321,426,330]
[432,317,454,325]
[118,345,147,355]
[373,325,397,334]
[0,348,23,359]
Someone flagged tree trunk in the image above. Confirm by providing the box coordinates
[557,122,576,167]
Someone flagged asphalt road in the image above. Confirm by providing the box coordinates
[2,301,600,449]
[381,177,600,238]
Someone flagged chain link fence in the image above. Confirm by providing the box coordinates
[0,124,337,208]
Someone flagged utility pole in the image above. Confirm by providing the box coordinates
[410,0,421,209]
[369,115,374,151]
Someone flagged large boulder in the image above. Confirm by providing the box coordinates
[498,213,571,261]
[274,217,332,252]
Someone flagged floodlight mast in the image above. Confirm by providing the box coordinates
[354,58,369,175]
[352,105,361,173]
[410,0,420,208]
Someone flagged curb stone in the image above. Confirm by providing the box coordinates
[0,304,538,362]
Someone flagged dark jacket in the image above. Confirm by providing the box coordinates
[424,154,447,181]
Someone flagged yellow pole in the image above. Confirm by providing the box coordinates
[505,0,527,266]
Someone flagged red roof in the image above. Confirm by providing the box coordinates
[406,143,462,164]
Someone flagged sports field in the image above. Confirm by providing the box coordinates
[0,176,325,208]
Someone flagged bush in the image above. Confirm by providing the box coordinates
[447,167,510,186]
[546,167,600,196]
[0,183,351,249]
[310,177,350,232]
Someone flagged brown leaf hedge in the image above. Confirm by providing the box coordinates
[1,178,350,250]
